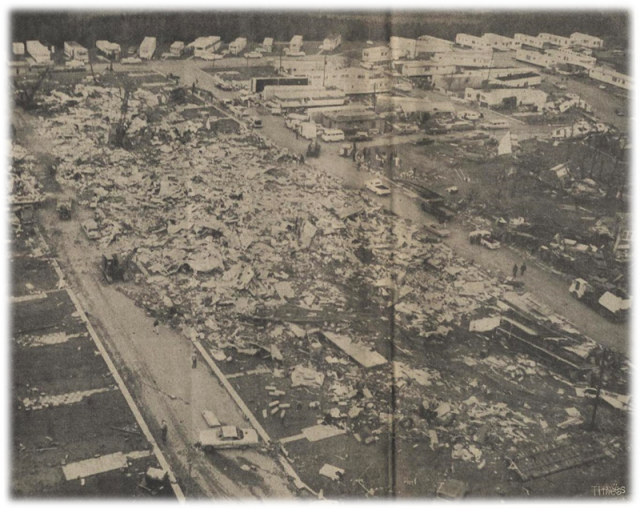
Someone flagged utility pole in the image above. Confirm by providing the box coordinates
[589,350,606,431]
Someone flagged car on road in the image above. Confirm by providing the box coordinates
[81,219,100,240]
[321,129,345,142]
[198,426,259,451]
[245,52,262,59]
[365,179,391,196]
[352,131,371,141]
[424,222,450,238]
[457,111,482,121]
[479,120,509,130]
[201,52,224,61]
[432,479,470,506]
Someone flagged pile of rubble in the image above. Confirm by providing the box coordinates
[23,80,628,481]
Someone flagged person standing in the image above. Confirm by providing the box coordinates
[192,350,198,369]
[520,263,527,277]
[512,264,518,278]
[161,420,168,443]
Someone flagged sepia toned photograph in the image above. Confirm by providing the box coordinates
[6,3,632,501]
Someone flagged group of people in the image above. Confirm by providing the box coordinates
[512,263,527,278]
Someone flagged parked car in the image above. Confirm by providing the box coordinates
[424,222,450,238]
[245,52,262,59]
[198,426,259,451]
[437,479,469,501]
[457,110,482,121]
[321,129,345,142]
[479,120,509,130]
[81,219,100,240]
[365,179,391,196]
[352,131,371,141]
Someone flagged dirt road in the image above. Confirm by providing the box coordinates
[16,111,295,500]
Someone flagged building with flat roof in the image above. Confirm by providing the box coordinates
[229,37,247,55]
[432,50,494,68]
[96,40,121,59]
[290,35,303,53]
[189,36,221,57]
[139,37,157,59]
[538,33,572,48]
[514,33,546,49]
[588,66,632,91]
[263,85,346,108]
[570,32,604,49]
[515,48,553,68]
[64,41,89,62]
[322,34,342,52]
[320,109,383,133]
[455,33,492,51]
[483,33,519,51]
[362,46,391,63]
[465,86,548,109]
[324,67,391,95]
[26,40,51,64]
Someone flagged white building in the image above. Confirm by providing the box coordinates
[262,37,274,52]
[290,35,304,53]
[26,40,51,64]
[322,34,342,52]
[229,37,247,55]
[432,50,493,68]
[514,33,546,49]
[588,66,632,90]
[189,36,221,57]
[515,48,553,68]
[538,33,572,48]
[483,33,519,51]
[362,46,391,63]
[570,32,604,49]
[390,37,417,59]
[96,40,121,59]
[324,67,391,95]
[263,85,346,108]
[465,87,548,109]
[399,61,457,77]
[170,41,185,56]
[416,35,454,53]
[64,41,89,62]
[455,33,491,51]
[139,37,157,59]
[12,42,25,56]
[546,48,597,69]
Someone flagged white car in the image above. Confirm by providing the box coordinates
[480,120,509,130]
[245,52,262,59]
[198,426,259,451]
[365,179,391,196]
[81,219,101,240]
[424,222,450,238]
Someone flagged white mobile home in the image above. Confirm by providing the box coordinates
[515,48,553,69]
[570,32,604,49]
[96,40,121,59]
[362,46,391,63]
[229,37,247,55]
[262,37,274,52]
[139,37,157,59]
[170,41,185,56]
[538,33,572,48]
[64,41,89,62]
[290,35,304,53]
[322,34,342,52]
[12,42,25,56]
[26,40,51,64]
[588,66,632,91]
[514,34,546,49]
[189,36,222,57]
[455,33,491,51]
